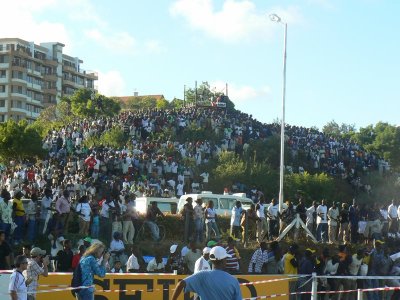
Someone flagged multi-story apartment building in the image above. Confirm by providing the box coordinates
[0,38,97,123]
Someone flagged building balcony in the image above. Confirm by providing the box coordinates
[63,64,77,72]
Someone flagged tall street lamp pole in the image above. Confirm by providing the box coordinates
[270,13,287,213]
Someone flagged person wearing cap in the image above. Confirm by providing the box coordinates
[172,246,242,300]
[166,244,183,274]
[24,247,49,300]
[298,248,317,300]
[182,197,194,243]
[194,247,211,273]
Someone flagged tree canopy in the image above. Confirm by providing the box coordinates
[0,120,44,163]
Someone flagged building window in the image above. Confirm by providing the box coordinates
[11,85,24,94]
[0,99,5,107]
[0,115,4,122]
[0,70,6,78]
[0,85,5,92]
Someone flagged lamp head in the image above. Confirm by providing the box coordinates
[269,13,281,23]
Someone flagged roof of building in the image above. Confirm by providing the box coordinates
[114,95,165,103]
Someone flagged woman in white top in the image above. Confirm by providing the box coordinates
[76,195,92,236]
[204,201,220,241]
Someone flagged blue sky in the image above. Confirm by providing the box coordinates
[2,0,399,129]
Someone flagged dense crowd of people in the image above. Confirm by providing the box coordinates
[0,106,397,300]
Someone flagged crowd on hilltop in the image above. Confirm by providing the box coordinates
[0,107,397,292]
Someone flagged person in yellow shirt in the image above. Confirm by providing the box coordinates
[12,190,26,245]
[284,244,299,300]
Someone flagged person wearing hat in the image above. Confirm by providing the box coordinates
[194,247,211,273]
[166,244,183,274]
[182,197,194,243]
[172,246,242,300]
[24,247,49,300]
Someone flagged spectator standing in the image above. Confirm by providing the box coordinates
[338,203,349,244]
[12,190,26,245]
[24,247,49,300]
[100,198,114,242]
[267,198,279,240]
[55,239,73,272]
[284,244,299,300]
[77,242,110,300]
[306,201,318,236]
[0,189,13,240]
[9,255,29,300]
[25,194,38,243]
[171,246,242,300]
[55,190,71,234]
[256,198,267,242]
[316,199,328,243]
[145,202,164,242]
[225,237,240,274]
[193,198,204,243]
[76,196,91,236]
[121,197,135,245]
[387,199,398,238]
[205,200,220,241]
[38,189,52,235]
[241,204,257,242]
[327,202,339,244]
[248,242,267,274]
[182,198,194,243]
[349,199,359,243]
[0,230,11,270]
[230,201,244,240]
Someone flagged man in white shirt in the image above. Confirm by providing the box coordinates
[327,202,339,244]
[306,201,318,235]
[388,200,398,238]
[256,199,268,242]
[230,201,244,239]
[316,199,328,243]
[9,255,30,300]
[194,247,211,273]
[267,198,279,240]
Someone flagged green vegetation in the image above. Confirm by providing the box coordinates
[0,119,45,163]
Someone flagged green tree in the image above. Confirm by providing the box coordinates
[65,88,120,118]
[322,120,340,138]
[0,120,44,162]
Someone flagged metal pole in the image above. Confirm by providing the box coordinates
[357,289,363,300]
[195,80,197,106]
[278,22,287,213]
[226,82,228,96]
[311,273,317,300]
[184,84,186,106]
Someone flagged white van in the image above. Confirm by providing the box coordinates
[135,197,179,215]
[178,192,254,217]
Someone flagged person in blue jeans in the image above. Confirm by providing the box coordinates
[77,242,110,300]
[316,200,328,243]
[145,202,164,241]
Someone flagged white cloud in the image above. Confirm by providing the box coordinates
[84,29,137,54]
[97,70,126,97]
[170,0,303,42]
[0,0,72,49]
[210,80,271,103]
[145,40,166,54]
[306,0,335,10]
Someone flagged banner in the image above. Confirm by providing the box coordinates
[31,273,289,300]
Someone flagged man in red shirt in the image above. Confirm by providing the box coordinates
[84,154,97,177]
